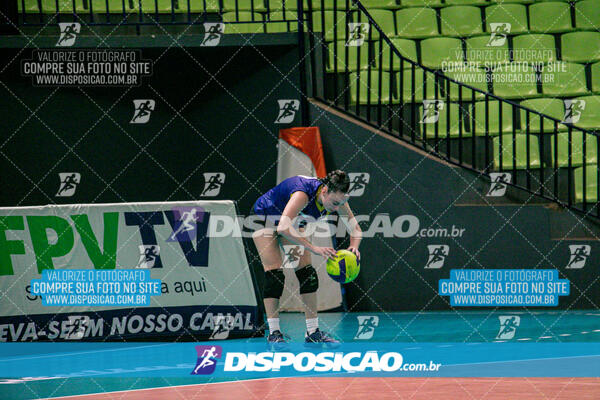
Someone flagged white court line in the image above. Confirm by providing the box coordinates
[0,344,171,362]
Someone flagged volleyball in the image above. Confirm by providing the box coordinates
[326,250,360,284]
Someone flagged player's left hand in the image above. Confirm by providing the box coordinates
[347,246,360,261]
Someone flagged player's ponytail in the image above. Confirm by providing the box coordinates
[321,170,350,194]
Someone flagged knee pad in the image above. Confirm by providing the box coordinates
[295,265,319,294]
[263,269,285,299]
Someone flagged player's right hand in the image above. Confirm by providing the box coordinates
[312,246,337,260]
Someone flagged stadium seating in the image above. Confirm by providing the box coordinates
[222,11,265,33]
[473,100,515,136]
[512,34,556,64]
[326,40,371,72]
[397,67,436,102]
[542,62,590,98]
[420,37,463,70]
[567,96,600,130]
[349,70,394,104]
[376,38,418,70]
[395,7,438,38]
[574,0,600,31]
[420,102,471,139]
[492,134,542,170]
[265,11,299,32]
[591,62,600,93]
[445,68,488,101]
[561,32,600,64]
[484,4,528,35]
[551,131,598,168]
[440,6,483,37]
[519,98,567,133]
[400,0,443,7]
[529,2,572,33]
[574,165,599,203]
[465,35,510,65]
[492,64,538,99]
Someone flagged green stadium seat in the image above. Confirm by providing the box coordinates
[222,11,265,33]
[488,0,533,3]
[312,11,351,41]
[440,6,483,37]
[400,0,443,7]
[357,0,399,10]
[74,0,140,13]
[561,32,600,64]
[307,0,352,10]
[591,62,600,93]
[445,0,489,5]
[575,0,600,31]
[519,98,567,133]
[551,131,598,167]
[376,38,418,70]
[265,11,298,32]
[349,71,394,104]
[465,35,510,65]
[223,0,267,12]
[420,37,464,69]
[493,134,542,170]
[574,165,599,203]
[542,62,590,97]
[485,4,528,35]
[395,7,438,38]
[140,0,179,13]
[420,102,471,139]
[569,96,600,130]
[356,9,396,38]
[18,0,40,13]
[39,0,77,13]
[326,40,371,72]
[473,100,515,136]
[397,67,436,102]
[445,67,488,101]
[512,34,556,64]
[492,64,539,99]
[529,2,572,33]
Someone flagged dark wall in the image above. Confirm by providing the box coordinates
[309,102,600,311]
[0,44,304,215]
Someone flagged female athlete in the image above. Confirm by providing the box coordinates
[251,170,362,344]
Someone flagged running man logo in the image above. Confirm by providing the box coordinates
[191,345,222,375]
[487,172,512,197]
[137,245,160,268]
[425,245,449,269]
[130,99,155,124]
[201,173,225,197]
[496,315,520,340]
[566,245,591,269]
[65,316,90,340]
[487,23,511,47]
[168,206,204,242]
[354,315,379,340]
[210,315,233,340]
[282,245,304,269]
[56,173,80,197]
[275,100,300,124]
[201,23,225,47]
[346,23,369,47]
[562,99,586,124]
[420,100,444,124]
[56,23,80,47]
[347,173,370,197]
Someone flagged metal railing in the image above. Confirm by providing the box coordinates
[304,0,600,220]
